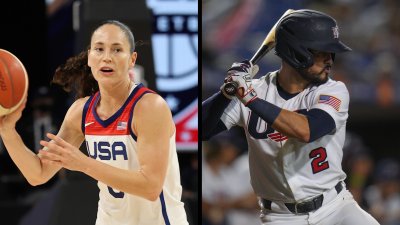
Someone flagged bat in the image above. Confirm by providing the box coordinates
[223,9,296,96]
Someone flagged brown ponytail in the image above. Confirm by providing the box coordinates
[51,50,98,99]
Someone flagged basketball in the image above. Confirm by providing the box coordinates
[0,49,29,116]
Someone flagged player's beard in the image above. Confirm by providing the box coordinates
[298,65,331,85]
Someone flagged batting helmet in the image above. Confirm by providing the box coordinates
[275,9,351,69]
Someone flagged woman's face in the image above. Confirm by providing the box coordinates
[88,24,136,85]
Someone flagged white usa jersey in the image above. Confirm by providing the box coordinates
[221,71,349,202]
[82,83,188,225]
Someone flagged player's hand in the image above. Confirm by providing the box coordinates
[0,97,27,134]
[220,60,259,105]
[39,133,88,172]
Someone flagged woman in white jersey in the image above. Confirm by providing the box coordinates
[0,20,188,225]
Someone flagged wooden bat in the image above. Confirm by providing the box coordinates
[223,9,296,96]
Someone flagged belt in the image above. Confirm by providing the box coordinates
[261,181,343,214]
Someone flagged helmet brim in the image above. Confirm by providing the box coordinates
[307,40,352,53]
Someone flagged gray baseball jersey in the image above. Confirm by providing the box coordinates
[220,71,348,201]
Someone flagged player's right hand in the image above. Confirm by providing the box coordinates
[0,97,27,134]
[220,60,259,105]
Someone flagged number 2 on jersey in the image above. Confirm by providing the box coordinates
[309,147,330,174]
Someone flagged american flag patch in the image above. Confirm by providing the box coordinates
[318,95,341,111]
[117,121,128,130]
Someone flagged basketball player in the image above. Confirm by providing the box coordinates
[0,20,188,225]
[202,10,379,225]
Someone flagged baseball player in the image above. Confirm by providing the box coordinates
[202,9,380,225]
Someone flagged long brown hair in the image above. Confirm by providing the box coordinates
[52,49,97,99]
[52,20,136,99]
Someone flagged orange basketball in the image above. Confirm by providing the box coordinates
[0,49,29,116]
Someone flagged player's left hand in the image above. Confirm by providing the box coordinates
[225,60,259,105]
[39,133,88,172]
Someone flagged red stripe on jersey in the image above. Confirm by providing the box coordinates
[276,137,288,142]
[268,132,288,142]
[268,133,283,138]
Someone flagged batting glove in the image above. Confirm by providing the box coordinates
[220,60,259,105]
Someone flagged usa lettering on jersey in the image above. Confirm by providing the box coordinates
[86,141,128,161]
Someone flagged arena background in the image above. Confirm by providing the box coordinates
[202,0,400,224]
[0,0,198,224]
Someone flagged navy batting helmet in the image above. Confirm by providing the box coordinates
[275,9,351,69]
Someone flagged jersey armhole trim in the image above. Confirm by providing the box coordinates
[81,95,96,134]
[128,90,155,141]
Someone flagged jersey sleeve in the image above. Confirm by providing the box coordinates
[220,97,243,130]
[310,81,349,129]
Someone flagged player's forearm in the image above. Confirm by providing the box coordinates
[82,157,162,201]
[247,98,310,142]
[202,91,231,140]
[0,129,46,185]
[272,109,310,142]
